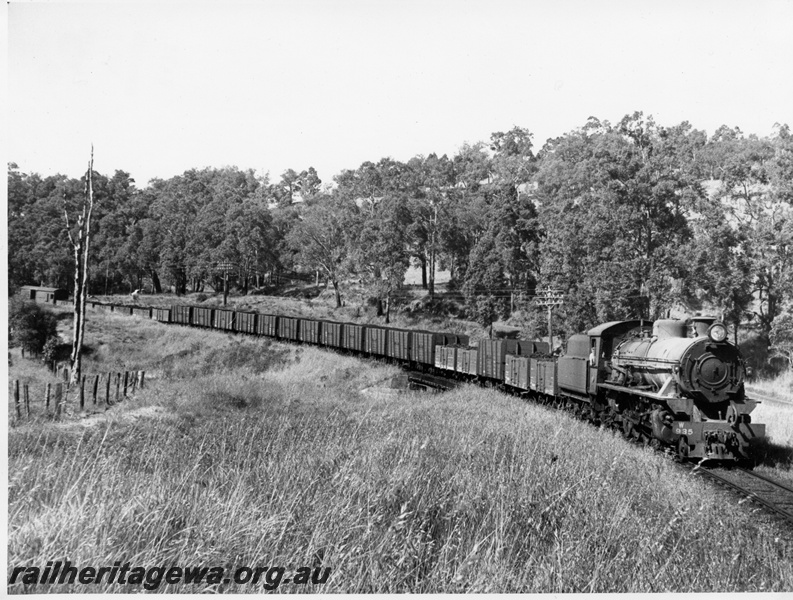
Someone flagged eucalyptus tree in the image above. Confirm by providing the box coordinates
[286,196,357,308]
[701,124,793,342]
[353,195,411,322]
[462,224,511,337]
[403,153,457,297]
[276,167,322,206]
[535,113,702,334]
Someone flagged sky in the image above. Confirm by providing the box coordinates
[6,0,793,188]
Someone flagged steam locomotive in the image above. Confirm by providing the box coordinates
[83,298,765,464]
[564,317,763,462]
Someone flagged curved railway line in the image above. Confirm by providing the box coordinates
[691,466,793,526]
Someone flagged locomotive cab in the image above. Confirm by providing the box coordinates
[585,320,653,395]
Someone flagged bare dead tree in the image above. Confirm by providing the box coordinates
[64,146,96,385]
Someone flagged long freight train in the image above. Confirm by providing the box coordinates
[84,299,766,464]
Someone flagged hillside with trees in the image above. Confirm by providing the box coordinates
[8,113,793,373]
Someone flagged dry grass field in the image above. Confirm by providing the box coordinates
[7,307,793,593]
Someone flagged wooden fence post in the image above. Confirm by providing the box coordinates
[131,371,137,394]
[115,373,121,403]
[79,376,85,409]
[14,380,20,420]
[139,371,145,389]
[106,373,111,405]
[46,383,51,411]
[123,371,128,397]
[54,383,63,420]
[93,375,99,405]
[24,384,30,418]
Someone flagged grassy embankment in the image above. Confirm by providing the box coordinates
[8,306,793,593]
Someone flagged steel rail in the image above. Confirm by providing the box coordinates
[745,386,793,406]
[692,466,793,524]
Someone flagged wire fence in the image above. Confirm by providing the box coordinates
[10,370,146,423]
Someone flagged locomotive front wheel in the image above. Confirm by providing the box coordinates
[677,436,690,461]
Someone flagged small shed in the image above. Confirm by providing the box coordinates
[20,286,69,304]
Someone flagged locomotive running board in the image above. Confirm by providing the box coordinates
[598,382,674,401]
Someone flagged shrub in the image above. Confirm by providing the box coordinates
[41,335,60,365]
[196,293,208,303]
[9,299,58,354]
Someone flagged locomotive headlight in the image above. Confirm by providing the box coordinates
[708,322,728,343]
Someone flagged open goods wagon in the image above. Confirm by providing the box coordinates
[214,309,236,331]
[235,311,257,334]
[299,319,322,344]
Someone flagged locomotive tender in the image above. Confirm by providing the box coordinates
[88,299,765,464]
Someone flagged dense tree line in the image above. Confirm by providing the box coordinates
[7,113,793,368]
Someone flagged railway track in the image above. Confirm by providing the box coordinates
[746,386,793,406]
[691,465,793,525]
[407,371,461,391]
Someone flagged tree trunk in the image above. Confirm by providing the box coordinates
[70,233,84,378]
[333,280,342,308]
[69,148,95,387]
[420,256,427,289]
[376,298,383,317]
[385,295,391,324]
[150,269,162,294]
[428,247,435,299]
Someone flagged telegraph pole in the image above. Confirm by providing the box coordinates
[537,288,564,351]
[216,261,235,306]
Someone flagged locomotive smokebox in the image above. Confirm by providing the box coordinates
[676,337,745,409]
